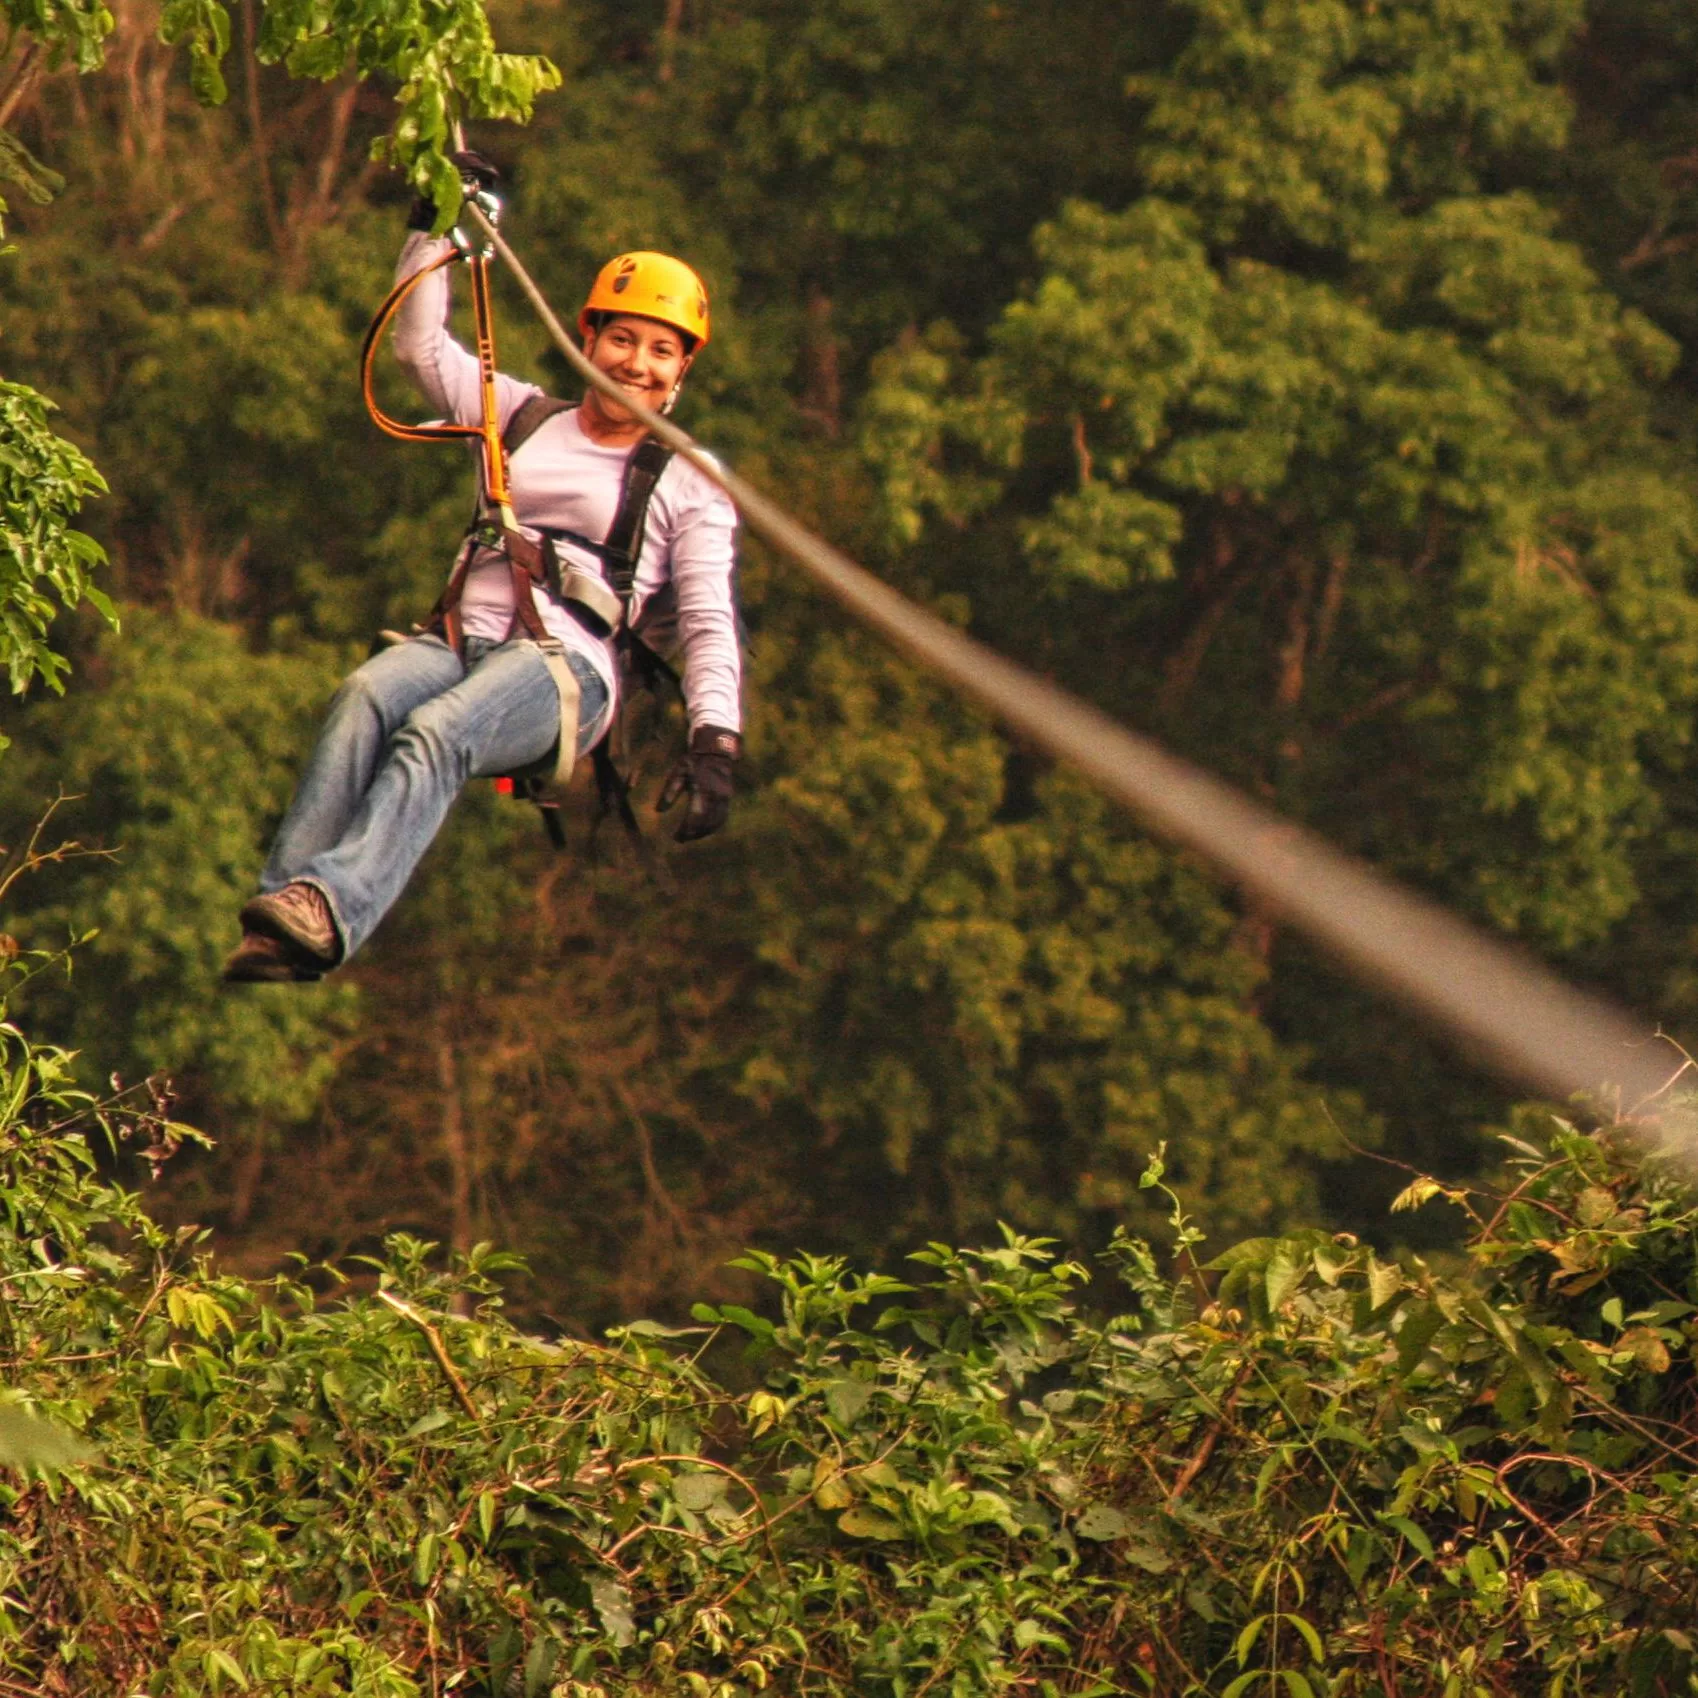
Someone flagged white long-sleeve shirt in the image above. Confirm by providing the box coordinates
[390,232,743,737]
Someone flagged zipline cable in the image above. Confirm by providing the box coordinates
[460,202,1690,1128]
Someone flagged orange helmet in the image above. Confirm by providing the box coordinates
[579,251,711,349]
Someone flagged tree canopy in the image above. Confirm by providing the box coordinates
[2,0,1697,1322]
[9,2,1698,1693]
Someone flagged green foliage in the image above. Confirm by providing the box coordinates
[0,0,113,75]
[1547,0,1698,395]
[8,0,1698,1316]
[853,0,1698,1213]
[0,0,555,712]
[1129,0,1581,246]
[154,0,562,206]
[723,606,1354,1251]
[3,0,558,199]
[0,122,64,230]
[867,118,1698,956]
[0,380,113,721]
[0,609,356,1124]
[5,988,1698,1692]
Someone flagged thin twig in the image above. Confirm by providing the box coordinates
[1168,1363,1250,1505]
[377,1290,482,1423]
[125,1267,174,1339]
[611,1452,783,1575]
[615,1081,692,1243]
[0,40,42,131]
[0,795,113,911]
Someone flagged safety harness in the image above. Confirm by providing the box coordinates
[360,236,678,847]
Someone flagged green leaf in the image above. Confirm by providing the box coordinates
[202,1647,248,1691]
[1235,1615,1269,1665]
[1382,1514,1435,1563]
[1394,1301,1447,1375]
[1075,1503,1130,1541]
[1391,1177,1444,1213]
[1286,1613,1324,1662]
[838,1507,904,1540]
[673,1471,728,1511]
[1366,1256,1401,1311]
[589,1575,636,1646]
[1264,1249,1303,1312]
[717,1304,776,1340]
[0,130,65,206]
[0,1404,94,1472]
[1344,1527,1378,1588]
[188,41,228,106]
[813,1471,854,1510]
[824,1374,874,1427]
[1124,1541,1172,1574]
[284,33,347,80]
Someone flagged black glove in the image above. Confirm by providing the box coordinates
[657,726,740,843]
[407,150,503,231]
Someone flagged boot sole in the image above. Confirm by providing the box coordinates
[223,962,323,983]
[222,938,323,983]
[239,890,341,969]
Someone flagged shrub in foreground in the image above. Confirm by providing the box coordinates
[4,998,1698,1695]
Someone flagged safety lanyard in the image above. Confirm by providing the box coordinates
[360,243,515,527]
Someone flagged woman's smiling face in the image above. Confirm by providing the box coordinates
[581,313,693,434]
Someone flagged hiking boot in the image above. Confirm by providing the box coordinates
[221,931,322,983]
[239,882,342,970]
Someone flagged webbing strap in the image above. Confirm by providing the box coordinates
[503,393,575,456]
[524,642,581,793]
[604,438,674,600]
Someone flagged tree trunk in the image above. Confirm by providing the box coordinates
[799,287,842,437]
[0,43,44,130]
[241,0,283,252]
[280,79,360,287]
[658,0,686,81]
[1237,553,1319,976]
[228,1126,268,1230]
[1158,519,1246,717]
[436,1015,473,1258]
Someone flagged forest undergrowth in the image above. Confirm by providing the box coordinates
[5,940,1698,1698]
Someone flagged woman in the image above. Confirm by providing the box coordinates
[223,206,743,983]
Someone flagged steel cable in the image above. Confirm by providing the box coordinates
[462,202,1691,1128]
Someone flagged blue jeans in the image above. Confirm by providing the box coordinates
[261,635,609,961]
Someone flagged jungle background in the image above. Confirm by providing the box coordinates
[6,0,1698,1333]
